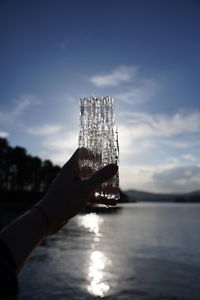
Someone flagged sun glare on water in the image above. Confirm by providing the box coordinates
[78,213,111,297]
[88,250,110,297]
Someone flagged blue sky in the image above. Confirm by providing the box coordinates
[1,0,200,193]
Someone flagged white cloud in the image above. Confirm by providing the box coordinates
[120,163,177,192]
[114,78,159,105]
[28,124,63,136]
[119,111,200,140]
[115,89,146,105]
[0,131,9,138]
[120,163,200,193]
[152,165,200,193]
[42,131,78,150]
[120,164,155,191]
[182,154,196,162]
[12,95,34,115]
[117,110,200,192]
[165,157,180,164]
[118,110,200,165]
[89,65,160,107]
[90,65,137,87]
[161,139,200,149]
[40,130,78,164]
[0,94,40,126]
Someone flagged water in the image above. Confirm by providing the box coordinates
[19,203,200,300]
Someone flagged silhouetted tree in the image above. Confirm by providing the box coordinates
[0,138,61,194]
[0,138,12,190]
[40,160,60,192]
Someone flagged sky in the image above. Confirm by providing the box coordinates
[0,0,200,193]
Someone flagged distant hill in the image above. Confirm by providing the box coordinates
[125,189,200,203]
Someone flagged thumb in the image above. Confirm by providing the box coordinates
[85,164,118,192]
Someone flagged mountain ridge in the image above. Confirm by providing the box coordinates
[125,189,200,202]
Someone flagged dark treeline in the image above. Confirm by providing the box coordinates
[0,138,61,193]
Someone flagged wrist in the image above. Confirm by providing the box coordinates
[32,206,50,239]
[36,200,68,235]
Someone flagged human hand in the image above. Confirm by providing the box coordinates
[37,148,118,234]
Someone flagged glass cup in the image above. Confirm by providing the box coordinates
[78,96,119,205]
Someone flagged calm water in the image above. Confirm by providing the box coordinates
[19,203,200,300]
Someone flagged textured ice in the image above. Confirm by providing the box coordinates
[78,96,119,202]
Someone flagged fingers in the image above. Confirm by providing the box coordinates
[86,164,118,206]
[65,148,79,166]
[61,147,96,177]
[61,148,79,177]
[88,195,118,206]
[85,164,118,192]
[78,147,101,161]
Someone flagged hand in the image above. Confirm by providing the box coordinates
[37,148,118,234]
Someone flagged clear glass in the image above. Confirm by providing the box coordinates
[78,96,119,204]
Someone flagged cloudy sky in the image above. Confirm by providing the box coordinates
[1,0,200,193]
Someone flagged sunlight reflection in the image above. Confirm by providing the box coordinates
[87,251,110,297]
[79,213,103,234]
[78,213,111,297]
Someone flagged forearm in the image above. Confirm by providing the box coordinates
[0,208,47,274]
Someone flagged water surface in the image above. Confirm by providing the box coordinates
[19,203,200,300]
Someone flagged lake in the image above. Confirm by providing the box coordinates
[19,203,200,300]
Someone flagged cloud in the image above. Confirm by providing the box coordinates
[119,111,200,140]
[0,94,40,126]
[114,78,159,105]
[89,65,159,107]
[90,65,137,87]
[120,164,155,191]
[0,131,9,138]
[115,89,146,105]
[165,157,180,164]
[120,163,200,193]
[40,130,78,164]
[160,139,200,149]
[42,131,78,150]
[117,110,200,192]
[152,165,200,193]
[182,154,196,162]
[28,124,63,136]
[12,95,34,115]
